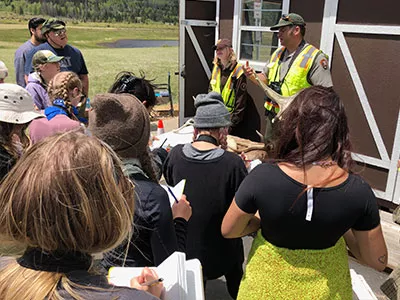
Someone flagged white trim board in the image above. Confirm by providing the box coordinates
[335,24,400,35]
[336,31,389,161]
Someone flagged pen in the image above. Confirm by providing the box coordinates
[160,138,167,148]
[167,186,179,203]
[140,277,164,287]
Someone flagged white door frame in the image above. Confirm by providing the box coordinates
[321,0,400,203]
[179,0,219,126]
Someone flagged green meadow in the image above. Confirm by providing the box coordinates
[0,21,179,101]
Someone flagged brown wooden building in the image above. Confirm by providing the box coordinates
[178,0,400,206]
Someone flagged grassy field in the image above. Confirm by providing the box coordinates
[0,21,179,101]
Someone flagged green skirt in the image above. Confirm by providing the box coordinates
[237,231,352,300]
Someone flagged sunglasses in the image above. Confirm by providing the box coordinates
[54,29,67,36]
[215,46,228,51]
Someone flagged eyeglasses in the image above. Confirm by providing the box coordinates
[54,29,67,36]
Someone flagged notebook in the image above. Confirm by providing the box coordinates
[108,251,204,300]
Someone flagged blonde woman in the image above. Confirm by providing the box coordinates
[210,39,260,142]
[0,132,164,299]
[45,71,86,123]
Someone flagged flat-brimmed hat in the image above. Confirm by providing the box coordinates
[212,39,232,51]
[194,92,231,128]
[0,60,8,80]
[0,84,43,124]
[270,13,306,30]
[32,50,64,68]
[41,18,66,35]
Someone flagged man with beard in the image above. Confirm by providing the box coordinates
[24,18,89,96]
[14,17,46,87]
[244,13,332,142]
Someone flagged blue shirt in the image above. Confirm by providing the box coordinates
[14,40,35,87]
[24,42,88,76]
[45,99,87,124]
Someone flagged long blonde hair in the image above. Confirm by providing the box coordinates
[0,131,135,299]
[212,47,238,66]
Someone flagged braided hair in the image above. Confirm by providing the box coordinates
[47,71,82,120]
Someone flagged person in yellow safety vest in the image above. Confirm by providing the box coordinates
[210,39,261,142]
[244,13,333,142]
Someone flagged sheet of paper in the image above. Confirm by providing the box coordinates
[248,159,262,172]
[161,179,186,206]
[108,266,155,287]
[350,269,377,300]
[108,251,205,300]
[108,252,187,300]
[186,259,205,300]
[150,126,194,150]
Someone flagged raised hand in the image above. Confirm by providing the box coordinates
[243,61,255,78]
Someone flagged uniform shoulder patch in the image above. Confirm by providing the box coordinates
[320,58,329,70]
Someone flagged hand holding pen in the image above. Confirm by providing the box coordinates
[171,194,192,221]
[131,267,165,299]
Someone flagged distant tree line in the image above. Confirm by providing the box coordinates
[0,0,179,24]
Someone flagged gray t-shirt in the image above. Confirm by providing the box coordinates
[263,42,333,88]
[14,40,35,87]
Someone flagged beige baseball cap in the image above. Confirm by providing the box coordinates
[0,84,44,124]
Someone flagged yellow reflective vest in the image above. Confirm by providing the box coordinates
[266,44,321,111]
[210,63,244,113]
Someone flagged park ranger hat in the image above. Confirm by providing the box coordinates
[270,13,306,30]
[32,50,64,68]
[212,39,232,51]
[41,18,66,35]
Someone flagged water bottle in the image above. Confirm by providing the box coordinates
[85,97,91,111]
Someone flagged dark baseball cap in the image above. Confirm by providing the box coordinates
[41,18,66,35]
[270,13,306,30]
[212,39,232,50]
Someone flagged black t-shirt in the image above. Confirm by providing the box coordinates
[235,163,380,250]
